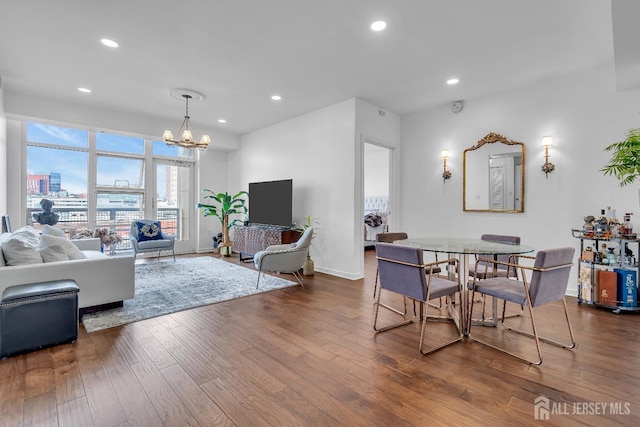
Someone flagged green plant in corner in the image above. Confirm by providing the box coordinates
[298,214,320,239]
[197,190,248,256]
[601,128,640,187]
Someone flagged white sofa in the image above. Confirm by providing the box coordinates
[0,232,135,310]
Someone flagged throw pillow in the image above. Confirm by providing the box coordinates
[41,224,67,238]
[38,244,70,263]
[136,221,163,241]
[2,237,44,265]
[10,226,40,249]
[40,234,87,260]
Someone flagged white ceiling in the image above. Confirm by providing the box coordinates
[0,0,635,136]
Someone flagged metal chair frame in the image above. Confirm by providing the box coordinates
[374,254,463,355]
[468,254,576,365]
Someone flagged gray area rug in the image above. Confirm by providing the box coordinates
[81,256,296,332]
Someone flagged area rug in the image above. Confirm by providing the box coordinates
[81,256,297,332]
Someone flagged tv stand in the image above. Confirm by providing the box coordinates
[232,225,301,262]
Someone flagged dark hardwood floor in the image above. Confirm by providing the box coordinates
[1,249,640,426]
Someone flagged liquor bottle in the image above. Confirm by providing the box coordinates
[595,209,609,237]
[622,213,633,236]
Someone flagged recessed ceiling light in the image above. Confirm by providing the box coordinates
[271,95,282,101]
[100,38,119,48]
[447,78,460,85]
[371,21,387,31]
[78,87,91,93]
[218,119,227,124]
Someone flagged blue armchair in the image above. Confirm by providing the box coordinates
[130,220,176,261]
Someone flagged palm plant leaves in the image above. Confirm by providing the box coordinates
[197,189,248,227]
[601,128,640,187]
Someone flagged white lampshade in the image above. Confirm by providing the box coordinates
[542,135,553,147]
[162,130,173,141]
[440,149,449,159]
[181,129,193,141]
[200,134,211,145]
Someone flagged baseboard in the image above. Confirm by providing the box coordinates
[315,266,363,280]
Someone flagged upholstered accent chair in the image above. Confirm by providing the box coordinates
[374,243,462,355]
[468,247,576,365]
[130,220,176,261]
[254,227,313,288]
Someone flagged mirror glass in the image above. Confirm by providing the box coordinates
[463,132,526,212]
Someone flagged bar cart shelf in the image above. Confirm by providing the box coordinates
[572,229,640,314]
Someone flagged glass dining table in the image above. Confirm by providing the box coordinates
[397,237,535,335]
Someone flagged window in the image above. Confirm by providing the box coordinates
[25,121,197,252]
[153,140,194,159]
[96,155,145,188]
[27,122,87,148]
[96,132,144,155]
[26,129,89,232]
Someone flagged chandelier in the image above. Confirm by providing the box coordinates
[162,91,210,150]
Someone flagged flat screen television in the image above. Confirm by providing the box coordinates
[248,179,293,227]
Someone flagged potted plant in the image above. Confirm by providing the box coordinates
[601,128,640,186]
[298,215,319,275]
[197,190,248,256]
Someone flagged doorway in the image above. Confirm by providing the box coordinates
[363,141,393,247]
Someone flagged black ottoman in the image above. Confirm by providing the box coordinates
[1,280,79,359]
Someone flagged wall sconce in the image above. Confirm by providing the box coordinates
[541,135,555,178]
[441,149,452,182]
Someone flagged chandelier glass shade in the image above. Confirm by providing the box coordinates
[162,94,210,150]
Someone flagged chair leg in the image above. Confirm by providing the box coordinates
[468,292,542,365]
[503,297,576,350]
[172,248,176,262]
[256,270,262,289]
[469,295,575,365]
[373,289,414,333]
[419,293,463,355]
[291,271,305,287]
[373,268,379,299]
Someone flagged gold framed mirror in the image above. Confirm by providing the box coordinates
[463,132,526,213]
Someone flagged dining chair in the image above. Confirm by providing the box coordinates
[374,243,462,355]
[468,247,576,365]
[373,232,408,299]
[470,234,521,323]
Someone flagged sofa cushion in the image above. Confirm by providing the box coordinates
[38,244,70,263]
[137,239,173,250]
[2,236,44,266]
[136,221,163,241]
[40,234,87,260]
[41,224,67,238]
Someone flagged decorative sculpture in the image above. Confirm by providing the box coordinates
[32,198,59,226]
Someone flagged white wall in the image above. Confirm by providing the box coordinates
[196,149,229,252]
[364,144,390,197]
[400,64,640,295]
[229,98,400,279]
[230,99,358,278]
